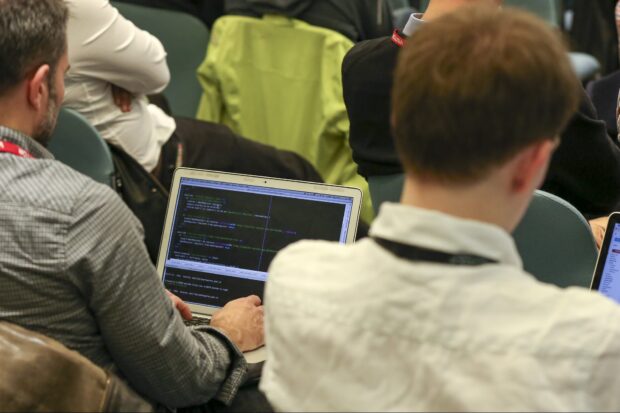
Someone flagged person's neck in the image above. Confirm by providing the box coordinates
[0,96,36,138]
[422,0,473,21]
[400,175,522,233]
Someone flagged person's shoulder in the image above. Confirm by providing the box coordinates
[271,239,347,266]
[0,157,116,216]
[267,239,368,287]
[64,0,110,17]
[343,36,398,73]
[530,284,620,354]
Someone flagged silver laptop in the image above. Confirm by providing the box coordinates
[156,168,363,363]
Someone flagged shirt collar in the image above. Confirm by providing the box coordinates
[369,203,523,269]
[402,13,425,37]
[0,125,54,160]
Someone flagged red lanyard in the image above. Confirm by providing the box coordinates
[0,140,34,159]
[391,30,405,48]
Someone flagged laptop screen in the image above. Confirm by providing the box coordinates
[161,177,355,309]
[594,222,620,303]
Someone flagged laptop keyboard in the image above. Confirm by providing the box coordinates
[184,317,211,327]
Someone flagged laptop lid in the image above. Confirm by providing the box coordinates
[156,168,363,316]
[591,212,620,303]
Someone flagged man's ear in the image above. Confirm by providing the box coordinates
[510,139,557,194]
[26,64,50,111]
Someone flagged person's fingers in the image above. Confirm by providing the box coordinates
[111,85,132,112]
[165,290,193,320]
[245,295,262,306]
[121,91,131,112]
[177,299,193,321]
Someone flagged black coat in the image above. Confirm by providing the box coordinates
[115,0,224,29]
[342,36,620,218]
[225,0,394,42]
[570,0,618,76]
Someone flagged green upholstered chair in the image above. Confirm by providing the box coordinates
[49,108,116,188]
[368,174,405,215]
[112,2,210,118]
[504,0,562,26]
[420,0,561,24]
[368,174,597,288]
[513,190,598,288]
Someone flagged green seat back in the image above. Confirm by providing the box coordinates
[368,174,405,214]
[513,190,598,288]
[419,0,561,26]
[368,174,597,288]
[504,0,562,26]
[112,2,210,118]
[49,108,115,187]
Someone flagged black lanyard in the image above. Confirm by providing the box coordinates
[372,237,498,266]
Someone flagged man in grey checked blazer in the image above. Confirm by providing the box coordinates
[0,0,264,409]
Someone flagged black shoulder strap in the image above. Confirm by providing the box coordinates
[372,237,498,266]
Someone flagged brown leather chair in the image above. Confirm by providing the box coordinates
[0,321,153,412]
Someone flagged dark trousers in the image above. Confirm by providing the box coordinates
[157,117,323,192]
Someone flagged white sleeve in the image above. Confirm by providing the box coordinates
[65,0,170,94]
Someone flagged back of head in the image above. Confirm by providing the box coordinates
[392,6,580,185]
[0,0,68,96]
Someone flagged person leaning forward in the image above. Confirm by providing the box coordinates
[0,0,263,409]
[261,6,620,411]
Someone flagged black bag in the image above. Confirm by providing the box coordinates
[108,144,169,263]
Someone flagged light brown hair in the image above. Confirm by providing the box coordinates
[392,6,580,184]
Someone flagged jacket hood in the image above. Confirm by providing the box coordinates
[228,0,313,17]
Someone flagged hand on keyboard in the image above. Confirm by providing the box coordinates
[210,295,264,352]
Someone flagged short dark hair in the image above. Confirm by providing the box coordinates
[0,0,68,95]
[392,6,580,184]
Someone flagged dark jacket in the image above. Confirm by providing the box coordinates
[225,0,393,42]
[116,0,224,29]
[343,35,620,218]
[570,0,618,76]
[586,69,620,139]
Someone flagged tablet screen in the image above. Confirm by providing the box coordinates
[594,221,620,303]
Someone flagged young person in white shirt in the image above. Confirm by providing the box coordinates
[260,6,620,412]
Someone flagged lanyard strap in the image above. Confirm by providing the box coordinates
[0,140,34,159]
[372,236,498,266]
[391,30,405,48]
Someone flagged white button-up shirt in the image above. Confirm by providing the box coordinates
[63,0,176,172]
[261,203,620,412]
